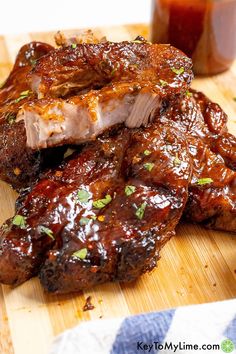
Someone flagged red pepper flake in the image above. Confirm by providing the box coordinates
[90,266,98,273]
[55,171,63,177]
[13,167,22,176]
[83,296,95,312]
[132,155,141,164]
[98,215,105,222]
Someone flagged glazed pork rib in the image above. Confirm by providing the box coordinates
[191,91,236,172]
[28,39,193,98]
[0,122,191,292]
[19,40,193,149]
[185,135,236,232]
[0,41,66,190]
[18,83,162,149]
[160,90,236,232]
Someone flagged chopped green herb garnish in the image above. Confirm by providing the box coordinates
[39,225,54,239]
[77,189,91,204]
[1,223,9,232]
[93,194,112,209]
[63,148,76,159]
[125,185,136,196]
[15,97,24,103]
[12,215,26,229]
[71,43,77,49]
[160,79,168,87]
[144,162,154,172]
[15,90,30,103]
[129,64,139,69]
[135,202,147,220]
[20,90,29,95]
[173,154,181,166]
[72,248,88,260]
[90,215,97,220]
[171,67,185,75]
[111,68,117,76]
[196,178,213,185]
[79,217,90,226]
[144,150,151,156]
[186,90,193,97]
[30,59,37,66]
[6,113,16,125]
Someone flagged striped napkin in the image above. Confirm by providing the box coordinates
[50,299,236,354]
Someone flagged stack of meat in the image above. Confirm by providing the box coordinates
[0,36,235,293]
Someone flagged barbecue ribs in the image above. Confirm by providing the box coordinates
[0,35,235,294]
[0,122,191,292]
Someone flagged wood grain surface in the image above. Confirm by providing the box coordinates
[0,24,235,354]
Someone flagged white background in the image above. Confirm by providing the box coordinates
[0,0,152,35]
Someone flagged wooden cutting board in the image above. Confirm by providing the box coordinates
[0,24,236,354]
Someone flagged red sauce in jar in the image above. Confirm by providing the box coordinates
[151,0,236,75]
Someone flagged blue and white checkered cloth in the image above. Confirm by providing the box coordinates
[50,299,236,354]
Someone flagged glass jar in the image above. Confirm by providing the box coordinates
[150,0,236,75]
